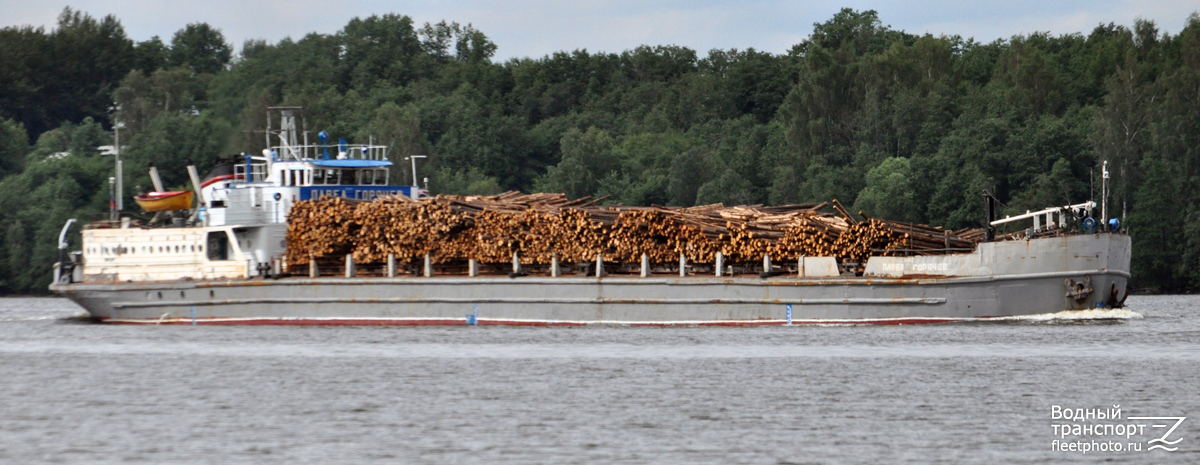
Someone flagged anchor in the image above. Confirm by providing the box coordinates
[1064,276,1093,302]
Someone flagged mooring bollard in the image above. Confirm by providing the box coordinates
[387,253,396,278]
[763,253,771,273]
[641,253,649,277]
[679,253,687,277]
[595,253,605,277]
[512,251,520,274]
[715,252,724,277]
[551,255,560,277]
[310,258,318,278]
[345,254,354,278]
[424,253,432,277]
[798,255,805,278]
[469,258,479,277]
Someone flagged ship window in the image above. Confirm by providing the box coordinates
[206,231,231,261]
[374,169,387,185]
[361,170,374,185]
[313,169,326,185]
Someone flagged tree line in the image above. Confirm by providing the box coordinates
[1,7,1198,294]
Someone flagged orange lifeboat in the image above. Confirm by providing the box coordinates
[133,190,194,212]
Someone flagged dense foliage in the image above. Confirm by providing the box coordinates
[2,8,1198,294]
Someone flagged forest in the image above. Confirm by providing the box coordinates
[1,7,1198,294]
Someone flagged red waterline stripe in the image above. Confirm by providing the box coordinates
[97,317,967,326]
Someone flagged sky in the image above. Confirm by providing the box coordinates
[3,0,1200,61]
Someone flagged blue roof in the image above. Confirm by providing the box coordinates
[310,159,392,168]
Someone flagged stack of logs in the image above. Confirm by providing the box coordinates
[284,191,979,271]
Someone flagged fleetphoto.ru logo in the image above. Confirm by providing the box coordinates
[1050,405,1187,453]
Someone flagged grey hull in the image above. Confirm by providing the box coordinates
[52,233,1131,325]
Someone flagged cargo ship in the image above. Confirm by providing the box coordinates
[48,109,1131,325]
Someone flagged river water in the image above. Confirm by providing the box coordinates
[1,295,1197,464]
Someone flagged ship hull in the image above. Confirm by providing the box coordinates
[52,233,1131,325]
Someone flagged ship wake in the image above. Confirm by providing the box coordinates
[991,308,1142,322]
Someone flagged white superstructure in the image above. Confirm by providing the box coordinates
[69,107,425,284]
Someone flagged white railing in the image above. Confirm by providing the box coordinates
[268,144,389,162]
[234,163,269,182]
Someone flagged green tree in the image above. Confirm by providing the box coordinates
[536,127,616,198]
[0,118,29,178]
[360,102,428,185]
[133,36,169,73]
[695,168,756,206]
[430,167,503,195]
[5,221,28,291]
[169,23,232,74]
[0,8,133,136]
[340,14,426,88]
[112,68,198,136]
[853,157,916,221]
